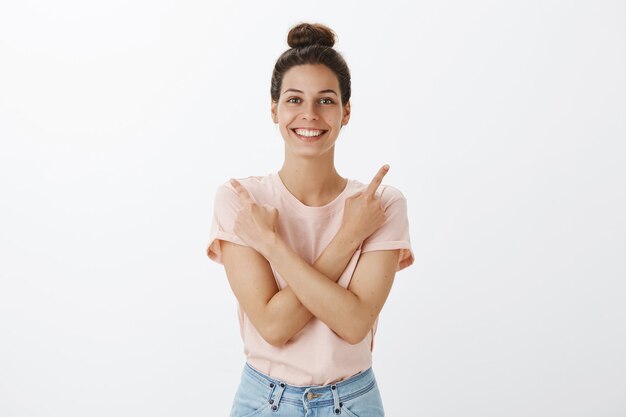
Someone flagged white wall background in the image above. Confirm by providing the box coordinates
[1,1,624,416]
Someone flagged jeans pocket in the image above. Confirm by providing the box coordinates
[231,401,271,417]
[230,394,271,417]
[339,382,385,417]
[229,373,273,417]
[341,405,361,417]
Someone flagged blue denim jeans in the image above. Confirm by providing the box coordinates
[229,362,385,417]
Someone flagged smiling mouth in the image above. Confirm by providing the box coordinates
[291,129,328,141]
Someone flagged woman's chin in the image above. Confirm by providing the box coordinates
[285,144,336,159]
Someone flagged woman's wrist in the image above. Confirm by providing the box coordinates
[259,231,283,260]
[336,226,363,252]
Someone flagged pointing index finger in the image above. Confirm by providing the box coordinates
[230,178,254,204]
[366,164,390,197]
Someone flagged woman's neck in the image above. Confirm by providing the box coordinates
[278,159,347,207]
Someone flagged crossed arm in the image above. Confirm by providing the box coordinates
[254,227,362,344]
[221,225,355,345]
[219,165,400,347]
[221,226,399,347]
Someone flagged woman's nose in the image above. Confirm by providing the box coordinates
[300,103,319,119]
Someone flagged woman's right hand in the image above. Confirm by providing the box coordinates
[341,164,390,243]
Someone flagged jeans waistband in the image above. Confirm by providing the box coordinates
[243,362,377,409]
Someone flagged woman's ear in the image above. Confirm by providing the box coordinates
[342,100,351,126]
[271,100,278,123]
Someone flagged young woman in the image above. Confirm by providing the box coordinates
[207,22,415,417]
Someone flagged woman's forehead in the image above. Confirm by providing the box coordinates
[282,64,338,85]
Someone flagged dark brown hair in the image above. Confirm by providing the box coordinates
[270,22,351,107]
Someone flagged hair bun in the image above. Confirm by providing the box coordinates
[287,22,336,48]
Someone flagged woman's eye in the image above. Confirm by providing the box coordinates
[287,97,334,104]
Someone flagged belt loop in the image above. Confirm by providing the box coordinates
[330,383,341,414]
[270,381,286,412]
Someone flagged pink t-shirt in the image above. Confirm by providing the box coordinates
[207,171,415,386]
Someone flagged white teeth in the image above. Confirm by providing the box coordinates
[294,129,325,137]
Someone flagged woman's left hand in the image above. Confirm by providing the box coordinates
[229,178,279,255]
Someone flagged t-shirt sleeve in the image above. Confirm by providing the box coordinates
[206,183,250,265]
[360,193,415,272]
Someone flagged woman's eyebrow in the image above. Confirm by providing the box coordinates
[282,88,338,96]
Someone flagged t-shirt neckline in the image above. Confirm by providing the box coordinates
[271,171,352,216]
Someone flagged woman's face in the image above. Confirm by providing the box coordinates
[271,64,350,158]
